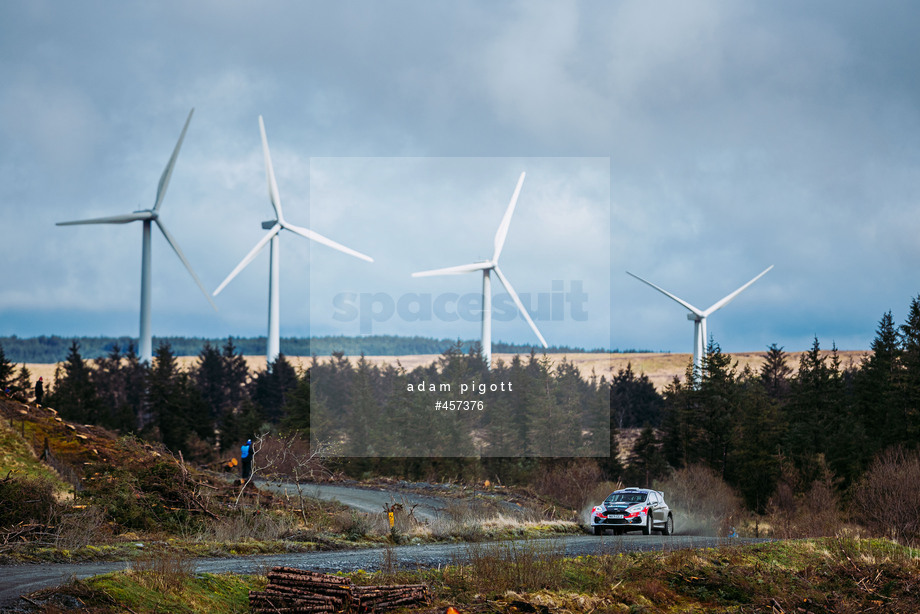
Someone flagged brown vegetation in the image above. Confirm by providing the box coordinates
[25,349,868,390]
[655,465,743,536]
[852,447,920,545]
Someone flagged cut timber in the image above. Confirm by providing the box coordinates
[250,567,431,613]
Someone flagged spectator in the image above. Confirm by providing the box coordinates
[35,377,44,406]
[241,439,253,480]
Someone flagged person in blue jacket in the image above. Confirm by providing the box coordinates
[241,439,253,480]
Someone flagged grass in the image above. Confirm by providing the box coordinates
[75,570,261,614]
[0,415,70,491]
[32,537,920,613]
[431,537,920,612]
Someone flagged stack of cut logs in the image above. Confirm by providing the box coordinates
[249,566,430,613]
[351,583,432,612]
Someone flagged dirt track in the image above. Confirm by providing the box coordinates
[0,534,766,608]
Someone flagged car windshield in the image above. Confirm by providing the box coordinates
[605,492,647,504]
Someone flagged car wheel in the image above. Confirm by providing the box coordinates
[662,514,673,536]
[593,526,604,536]
[642,513,653,535]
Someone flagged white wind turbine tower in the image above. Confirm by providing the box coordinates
[57,108,216,364]
[627,265,773,373]
[413,172,547,368]
[213,116,374,363]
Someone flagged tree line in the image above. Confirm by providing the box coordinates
[3,294,919,509]
[0,338,611,475]
[0,334,602,363]
[617,295,920,513]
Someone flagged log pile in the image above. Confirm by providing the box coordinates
[352,584,431,612]
[249,566,430,613]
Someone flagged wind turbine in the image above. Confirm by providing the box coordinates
[412,172,547,368]
[213,116,373,363]
[57,108,216,364]
[627,265,773,373]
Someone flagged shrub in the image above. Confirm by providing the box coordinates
[655,465,742,536]
[330,510,373,539]
[129,551,195,594]
[55,505,111,549]
[445,541,566,596]
[80,459,201,533]
[766,465,843,539]
[0,476,58,527]
[200,509,296,543]
[531,459,603,511]
[852,447,920,545]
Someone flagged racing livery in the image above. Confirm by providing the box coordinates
[590,487,674,536]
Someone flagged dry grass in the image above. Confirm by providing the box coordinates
[128,551,196,594]
[26,349,867,390]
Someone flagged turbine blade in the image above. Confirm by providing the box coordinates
[492,172,526,263]
[57,212,151,225]
[284,223,374,262]
[626,271,704,317]
[259,116,284,222]
[155,219,218,311]
[213,225,280,295]
[703,265,774,316]
[412,262,490,277]
[153,108,194,212]
[493,265,548,347]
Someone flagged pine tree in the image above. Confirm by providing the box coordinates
[479,359,524,457]
[250,354,298,424]
[760,343,792,401]
[281,368,311,435]
[146,342,208,455]
[694,340,740,477]
[192,340,250,450]
[623,426,669,488]
[610,363,664,429]
[344,355,381,456]
[585,371,614,462]
[784,338,856,487]
[47,341,102,423]
[899,295,920,443]
[11,364,32,402]
[854,311,901,453]
[527,356,578,456]
[728,375,783,513]
[122,344,149,431]
[660,371,693,469]
[91,345,137,432]
[0,343,13,391]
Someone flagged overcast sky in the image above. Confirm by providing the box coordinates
[2,1,919,355]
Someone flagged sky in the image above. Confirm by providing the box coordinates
[2,1,920,355]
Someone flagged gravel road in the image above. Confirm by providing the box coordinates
[259,482,457,523]
[0,534,765,608]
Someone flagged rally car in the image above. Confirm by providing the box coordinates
[590,487,674,536]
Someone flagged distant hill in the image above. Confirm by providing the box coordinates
[0,334,627,363]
